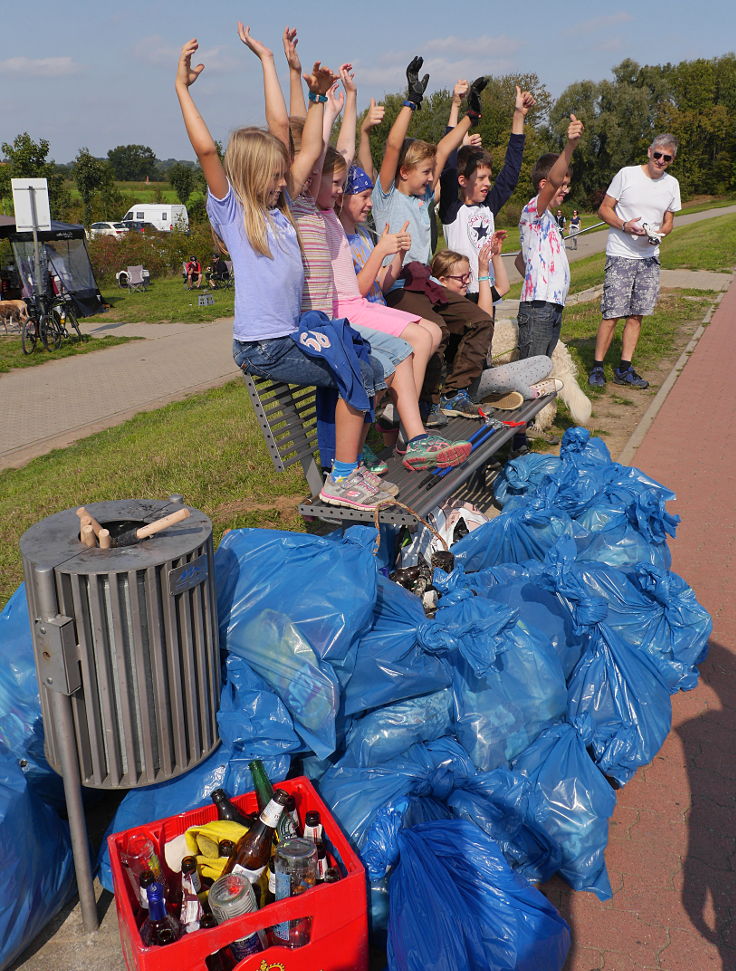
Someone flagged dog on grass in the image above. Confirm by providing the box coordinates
[0,299,29,333]
[491,316,593,433]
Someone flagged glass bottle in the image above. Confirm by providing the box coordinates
[316,839,328,882]
[303,810,323,843]
[180,856,204,933]
[138,868,154,909]
[140,882,182,946]
[272,838,318,949]
[221,789,289,884]
[323,866,340,883]
[248,759,274,814]
[210,788,253,828]
[218,839,236,859]
[208,872,265,959]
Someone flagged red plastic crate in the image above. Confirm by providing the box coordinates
[108,776,368,971]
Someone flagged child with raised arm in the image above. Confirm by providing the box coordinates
[243,30,471,475]
[372,59,496,424]
[440,84,535,300]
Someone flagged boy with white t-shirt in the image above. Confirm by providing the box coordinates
[588,134,681,389]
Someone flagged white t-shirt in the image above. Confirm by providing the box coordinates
[442,204,495,293]
[518,195,570,306]
[605,165,681,260]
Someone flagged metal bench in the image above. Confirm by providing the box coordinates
[243,373,553,526]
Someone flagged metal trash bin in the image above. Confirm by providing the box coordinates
[19,498,221,929]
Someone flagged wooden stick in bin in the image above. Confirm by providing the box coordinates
[98,529,112,549]
[80,524,96,548]
[76,507,104,538]
[110,508,190,548]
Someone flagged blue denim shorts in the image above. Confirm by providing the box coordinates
[233,335,387,396]
[517,301,564,359]
[348,324,412,374]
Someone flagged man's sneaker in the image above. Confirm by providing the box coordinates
[358,464,399,497]
[530,378,564,397]
[588,365,606,388]
[362,443,388,476]
[440,390,481,418]
[319,468,394,510]
[402,435,472,471]
[422,401,449,428]
[613,366,649,389]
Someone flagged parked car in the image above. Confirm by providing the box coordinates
[89,221,129,239]
[122,220,159,234]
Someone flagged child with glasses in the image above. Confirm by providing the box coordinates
[588,134,681,391]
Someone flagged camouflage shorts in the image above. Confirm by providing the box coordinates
[601,256,661,319]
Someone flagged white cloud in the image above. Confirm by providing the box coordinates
[0,57,79,77]
[354,36,521,89]
[565,12,633,37]
[133,36,238,73]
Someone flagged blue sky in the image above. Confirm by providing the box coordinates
[2,0,733,164]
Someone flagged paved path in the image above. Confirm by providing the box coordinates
[544,274,736,970]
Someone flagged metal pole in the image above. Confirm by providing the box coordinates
[34,569,99,934]
[27,186,47,310]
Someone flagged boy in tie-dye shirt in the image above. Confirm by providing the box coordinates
[516,115,584,360]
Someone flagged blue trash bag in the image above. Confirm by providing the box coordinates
[387,819,571,971]
[216,526,381,758]
[447,769,563,884]
[451,498,576,572]
[317,736,477,853]
[560,426,614,466]
[511,722,616,899]
[0,745,75,969]
[493,452,561,508]
[344,689,453,767]
[343,574,450,718]
[542,543,710,692]
[217,655,303,756]
[567,624,672,786]
[439,561,585,681]
[361,794,452,936]
[417,589,567,771]
[0,585,65,811]
[574,489,677,573]
[325,523,399,575]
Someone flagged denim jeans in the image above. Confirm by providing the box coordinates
[517,301,564,359]
[233,335,385,397]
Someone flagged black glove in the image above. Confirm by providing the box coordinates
[467,76,488,116]
[406,56,430,109]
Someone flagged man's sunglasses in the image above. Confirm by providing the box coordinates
[652,151,673,162]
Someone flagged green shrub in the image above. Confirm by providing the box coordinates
[88,223,220,283]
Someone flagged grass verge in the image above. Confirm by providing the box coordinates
[86,277,235,325]
[0,381,307,607]
[0,334,136,373]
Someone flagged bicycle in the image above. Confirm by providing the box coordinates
[52,292,83,342]
[21,291,84,353]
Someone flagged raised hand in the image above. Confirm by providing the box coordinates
[304,61,339,96]
[361,98,385,131]
[515,85,536,115]
[237,23,273,60]
[282,26,301,71]
[462,132,483,148]
[396,220,411,253]
[453,80,469,103]
[406,56,430,108]
[326,81,344,118]
[339,62,356,95]
[490,230,508,257]
[567,113,584,142]
[177,39,205,87]
[468,76,488,115]
[378,221,412,256]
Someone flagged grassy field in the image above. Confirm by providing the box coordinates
[86,277,235,324]
[0,209,733,607]
[0,333,135,373]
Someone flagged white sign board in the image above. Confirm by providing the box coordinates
[11,178,51,232]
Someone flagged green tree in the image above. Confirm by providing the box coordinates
[0,131,72,220]
[107,144,158,181]
[168,162,196,205]
[73,148,110,225]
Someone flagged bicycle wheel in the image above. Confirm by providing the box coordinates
[21,319,37,354]
[40,311,62,350]
[53,308,70,340]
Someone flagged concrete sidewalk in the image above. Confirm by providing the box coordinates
[544,273,736,970]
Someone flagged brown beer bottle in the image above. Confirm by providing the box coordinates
[221,788,289,885]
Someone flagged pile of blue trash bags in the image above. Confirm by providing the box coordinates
[0,429,711,970]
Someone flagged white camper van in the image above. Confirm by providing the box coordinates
[122,204,189,232]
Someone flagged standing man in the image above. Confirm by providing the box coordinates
[588,134,681,389]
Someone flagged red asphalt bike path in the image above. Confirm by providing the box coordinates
[543,274,736,970]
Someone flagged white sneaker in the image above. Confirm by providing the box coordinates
[530,378,564,397]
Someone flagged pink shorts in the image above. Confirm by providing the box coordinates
[335,295,419,338]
